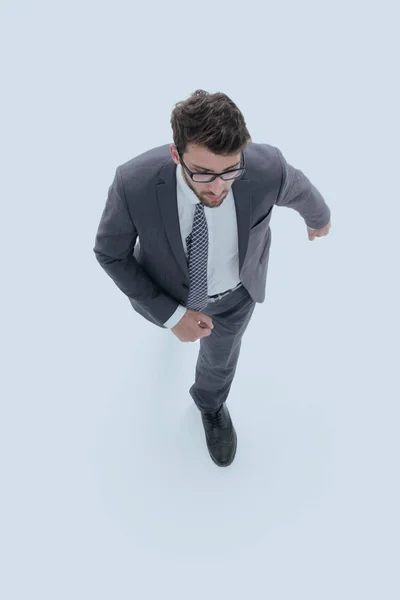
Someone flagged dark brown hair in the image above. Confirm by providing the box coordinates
[170,89,252,157]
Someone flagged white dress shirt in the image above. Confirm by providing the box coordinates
[163,164,241,329]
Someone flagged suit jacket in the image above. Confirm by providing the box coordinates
[93,142,331,329]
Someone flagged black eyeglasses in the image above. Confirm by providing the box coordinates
[178,151,246,183]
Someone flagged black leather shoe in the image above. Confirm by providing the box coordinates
[201,403,237,467]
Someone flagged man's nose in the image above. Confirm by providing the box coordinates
[208,177,225,194]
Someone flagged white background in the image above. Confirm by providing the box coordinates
[1,1,399,598]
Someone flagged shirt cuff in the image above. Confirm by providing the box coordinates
[163,304,187,329]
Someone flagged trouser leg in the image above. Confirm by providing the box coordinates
[189,286,256,413]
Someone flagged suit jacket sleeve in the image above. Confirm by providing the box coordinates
[274,147,331,229]
[93,167,180,328]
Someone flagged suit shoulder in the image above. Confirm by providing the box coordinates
[117,143,172,176]
[244,141,282,183]
[245,141,280,163]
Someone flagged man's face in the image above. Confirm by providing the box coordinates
[170,143,242,208]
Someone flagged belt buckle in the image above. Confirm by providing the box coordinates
[209,285,236,303]
[208,292,222,303]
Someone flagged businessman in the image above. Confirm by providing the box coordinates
[93,89,331,467]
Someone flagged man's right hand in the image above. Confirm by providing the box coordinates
[171,309,214,342]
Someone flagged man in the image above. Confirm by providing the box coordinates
[93,89,331,468]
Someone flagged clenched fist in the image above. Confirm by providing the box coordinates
[172,309,214,342]
[307,221,331,240]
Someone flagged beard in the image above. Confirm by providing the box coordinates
[182,168,227,208]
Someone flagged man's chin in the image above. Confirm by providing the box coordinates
[202,193,225,207]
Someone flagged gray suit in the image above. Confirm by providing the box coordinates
[93,142,330,412]
[93,142,331,329]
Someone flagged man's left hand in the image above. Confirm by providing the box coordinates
[307,221,331,241]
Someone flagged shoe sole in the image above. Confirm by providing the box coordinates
[208,427,237,467]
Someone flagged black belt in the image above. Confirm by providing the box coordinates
[208,282,242,302]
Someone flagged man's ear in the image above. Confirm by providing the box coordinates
[170,144,180,165]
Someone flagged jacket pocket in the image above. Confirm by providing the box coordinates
[250,205,273,232]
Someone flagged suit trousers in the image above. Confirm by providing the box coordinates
[189,283,256,413]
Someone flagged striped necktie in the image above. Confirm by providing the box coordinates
[186,202,209,311]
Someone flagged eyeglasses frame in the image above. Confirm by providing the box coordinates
[178,150,246,183]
